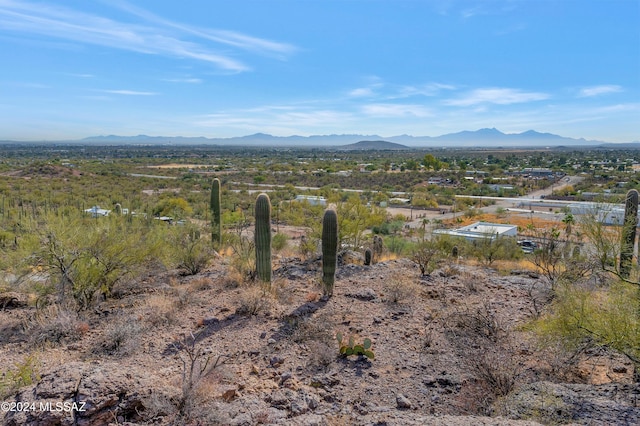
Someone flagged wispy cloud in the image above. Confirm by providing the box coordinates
[108,0,296,58]
[361,103,432,118]
[0,0,294,72]
[398,83,456,97]
[100,89,158,96]
[445,88,550,106]
[578,85,622,97]
[348,87,375,97]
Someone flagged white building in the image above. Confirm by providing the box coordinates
[433,221,517,242]
[294,195,327,206]
[84,206,110,217]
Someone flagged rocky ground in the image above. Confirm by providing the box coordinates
[1,253,638,425]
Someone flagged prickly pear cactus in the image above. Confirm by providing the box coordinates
[255,193,272,283]
[619,189,638,278]
[364,248,372,266]
[210,178,221,246]
[322,208,338,296]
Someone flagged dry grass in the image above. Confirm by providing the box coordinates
[383,275,419,304]
[25,305,88,347]
[96,316,144,356]
[140,294,177,326]
[234,284,274,316]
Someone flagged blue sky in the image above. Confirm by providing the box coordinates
[0,0,638,142]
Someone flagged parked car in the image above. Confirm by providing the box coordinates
[517,240,537,254]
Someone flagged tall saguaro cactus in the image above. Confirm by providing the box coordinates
[619,189,638,278]
[322,208,339,296]
[210,178,221,246]
[255,193,272,283]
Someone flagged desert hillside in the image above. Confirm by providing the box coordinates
[1,253,638,425]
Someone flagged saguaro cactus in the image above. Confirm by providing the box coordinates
[210,178,221,246]
[322,208,339,296]
[619,189,638,278]
[373,235,384,258]
[364,248,372,266]
[255,193,272,283]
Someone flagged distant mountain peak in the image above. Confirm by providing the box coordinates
[337,140,409,150]
[75,128,614,147]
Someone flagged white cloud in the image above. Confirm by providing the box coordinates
[348,87,375,97]
[398,83,456,97]
[578,85,622,97]
[445,88,550,106]
[0,0,294,72]
[108,0,297,58]
[100,89,158,96]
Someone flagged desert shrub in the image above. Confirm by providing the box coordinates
[172,332,230,420]
[272,232,288,251]
[289,312,334,344]
[0,354,40,399]
[433,234,467,258]
[384,276,419,304]
[33,212,165,309]
[531,280,640,368]
[141,294,177,326]
[298,234,318,259]
[169,225,213,276]
[235,285,272,316]
[411,239,440,275]
[445,303,524,412]
[97,317,144,356]
[371,219,404,235]
[25,304,87,347]
[307,340,336,371]
[470,236,522,266]
[385,235,411,255]
[226,225,255,278]
[464,207,480,218]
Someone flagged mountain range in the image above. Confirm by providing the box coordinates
[63,128,636,148]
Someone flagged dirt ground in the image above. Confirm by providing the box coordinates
[1,251,637,425]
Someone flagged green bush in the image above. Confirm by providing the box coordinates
[532,281,640,367]
[272,232,288,251]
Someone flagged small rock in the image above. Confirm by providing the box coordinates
[290,399,308,415]
[346,287,377,301]
[396,393,412,409]
[279,371,292,385]
[423,376,437,387]
[270,356,285,367]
